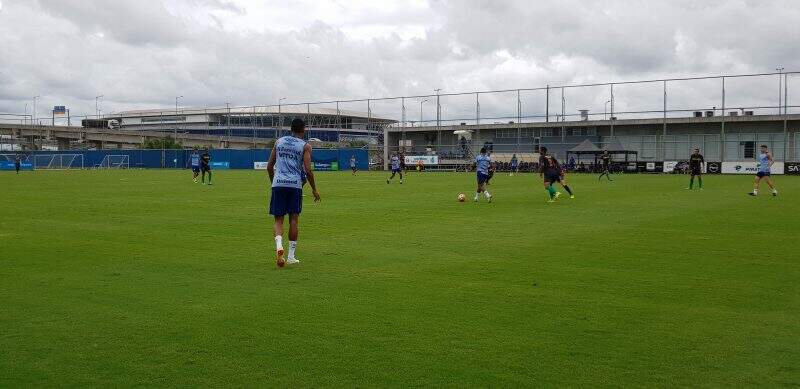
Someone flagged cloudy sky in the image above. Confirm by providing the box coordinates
[0,0,798,123]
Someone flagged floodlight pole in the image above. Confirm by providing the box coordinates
[278,97,286,138]
[776,67,783,115]
[175,95,183,142]
[95,95,103,118]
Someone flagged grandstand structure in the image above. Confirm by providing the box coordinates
[107,106,397,144]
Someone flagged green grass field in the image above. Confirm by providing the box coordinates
[2,169,799,387]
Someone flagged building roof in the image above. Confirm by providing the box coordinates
[569,139,601,153]
[113,106,396,122]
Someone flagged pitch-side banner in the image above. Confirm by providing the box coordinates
[721,162,784,175]
[253,162,268,170]
[405,155,438,165]
[786,162,800,175]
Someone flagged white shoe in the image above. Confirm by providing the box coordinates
[286,258,300,265]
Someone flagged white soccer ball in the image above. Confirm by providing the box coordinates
[457,193,466,202]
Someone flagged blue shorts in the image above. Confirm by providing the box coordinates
[192,166,200,173]
[392,168,401,174]
[756,171,771,178]
[269,187,303,216]
[477,172,489,185]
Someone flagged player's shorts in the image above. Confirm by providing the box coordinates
[192,166,200,173]
[756,171,771,178]
[690,167,702,175]
[544,172,561,183]
[392,168,401,174]
[269,187,303,216]
[201,164,211,172]
[477,172,489,185]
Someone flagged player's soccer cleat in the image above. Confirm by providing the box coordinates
[193,178,198,183]
[386,179,390,184]
[487,195,493,203]
[276,248,285,267]
[547,199,556,203]
[772,191,778,197]
[748,192,757,196]
[570,195,575,199]
[286,258,300,265]
[554,191,562,199]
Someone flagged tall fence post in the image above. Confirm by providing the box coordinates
[609,83,615,140]
[720,77,726,162]
[663,80,667,161]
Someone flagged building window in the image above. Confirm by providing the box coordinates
[541,129,553,137]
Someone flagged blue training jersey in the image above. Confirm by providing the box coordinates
[758,153,770,172]
[350,157,356,167]
[272,136,307,189]
[391,156,401,170]
[476,154,491,175]
[510,157,518,167]
[190,154,200,167]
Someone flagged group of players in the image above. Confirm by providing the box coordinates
[189,149,213,184]
[209,117,781,267]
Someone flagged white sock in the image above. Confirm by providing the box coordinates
[288,241,297,259]
[753,189,759,194]
[772,188,778,193]
[275,235,283,251]
[484,191,491,198]
[474,193,480,201]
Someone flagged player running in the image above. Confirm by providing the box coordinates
[598,150,613,181]
[200,150,212,185]
[350,154,358,175]
[686,148,705,190]
[509,154,519,176]
[539,147,574,202]
[190,150,201,183]
[387,153,403,184]
[474,147,493,202]
[749,144,778,197]
[267,118,321,267]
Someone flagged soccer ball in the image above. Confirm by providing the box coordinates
[457,193,466,202]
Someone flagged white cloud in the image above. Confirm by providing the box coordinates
[0,0,797,121]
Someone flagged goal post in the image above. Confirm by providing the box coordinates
[97,155,130,169]
[32,154,84,170]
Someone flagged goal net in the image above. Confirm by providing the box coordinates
[97,155,130,169]
[33,154,84,169]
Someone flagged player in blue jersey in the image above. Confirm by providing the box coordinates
[350,154,358,175]
[474,147,493,202]
[509,154,519,176]
[749,144,778,197]
[189,150,201,183]
[387,153,403,184]
[267,118,321,267]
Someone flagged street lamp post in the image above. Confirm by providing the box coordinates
[419,99,428,128]
[777,66,784,115]
[32,95,40,127]
[175,95,183,141]
[278,97,286,138]
[95,95,104,118]
[604,100,611,120]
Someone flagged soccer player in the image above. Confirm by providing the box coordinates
[350,154,357,175]
[474,147,493,202]
[598,150,613,181]
[14,154,21,174]
[539,147,574,202]
[686,148,705,190]
[387,153,403,184]
[200,149,212,185]
[509,154,519,176]
[189,150,201,183]
[749,144,778,197]
[267,118,321,267]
